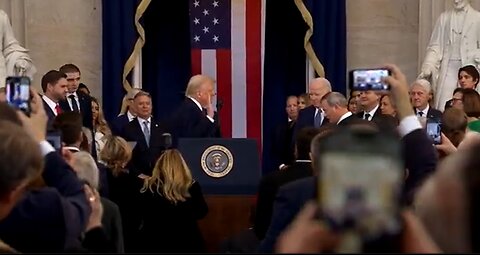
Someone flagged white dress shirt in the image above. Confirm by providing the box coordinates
[66,92,81,111]
[127,110,136,122]
[337,111,353,124]
[137,116,152,132]
[42,95,58,115]
[188,96,214,123]
[416,105,429,117]
[362,104,380,121]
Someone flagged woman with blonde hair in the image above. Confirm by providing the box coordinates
[99,135,142,252]
[139,149,208,253]
[91,97,112,156]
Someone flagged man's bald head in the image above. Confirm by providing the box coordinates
[308,77,332,108]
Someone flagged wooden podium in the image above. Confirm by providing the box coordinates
[178,138,261,252]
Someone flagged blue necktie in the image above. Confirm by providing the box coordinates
[314,110,322,128]
[142,120,150,147]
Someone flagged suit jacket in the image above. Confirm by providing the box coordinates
[271,120,296,167]
[169,98,220,142]
[356,107,397,134]
[121,117,168,175]
[258,127,438,252]
[42,97,57,132]
[100,197,124,253]
[254,161,312,240]
[0,151,90,253]
[110,114,130,136]
[59,91,93,129]
[427,107,443,120]
[292,105,329,146]
[337,114,359,126]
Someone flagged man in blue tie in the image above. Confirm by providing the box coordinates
[294,77,332,138]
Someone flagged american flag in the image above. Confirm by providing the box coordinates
[189,0,264,146]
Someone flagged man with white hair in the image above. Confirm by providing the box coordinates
[295,78,332,131]
[410,79,443,120]
[320,92,357,125]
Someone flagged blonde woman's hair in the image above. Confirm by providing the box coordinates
[119,88,142,116]
[91,97,112,136]
[99,135,132,176]
[141,149,193,204]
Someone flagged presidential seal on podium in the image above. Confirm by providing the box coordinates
[201,145,234,178]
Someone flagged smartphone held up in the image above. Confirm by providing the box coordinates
[349,68,391,91]
[5,76,31,116]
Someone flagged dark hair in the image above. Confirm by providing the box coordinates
[442,108,468,147]
[295,127,323,160]
[453,87,465,96]
[41,70,67,93]
[78,83,90,94]
[462,142,480,252]
[53,112,83,146]
[462,89,480,118]
[458,65,480,87]
[59,63,81,75]
[0,120,42,198]
[0,102,22,126]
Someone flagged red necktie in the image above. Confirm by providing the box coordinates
[55,104,62,115]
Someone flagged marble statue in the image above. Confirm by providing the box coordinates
[419,0,480,111]
[0,9,36,88]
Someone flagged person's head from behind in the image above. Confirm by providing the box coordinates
[294,127,324,161]
[41,70,68,103]
[0,87,5,102]
[380,93,396,117]
[308,78,332,109]
[442,108,468,147]
[133,91,152,120]
[185,74,216,108]
[415,141,480,252]
[0,102,22,126]
[141,149,193,204]
[461,88,480,118]
[458,65,479,89]
[99,135,132,176]
[285,95,299,121]
[0,120,43,220]
[320,92,349,124]
[78,83,90,95]
[298,93,310,110]
[410,79,432,110]
[71,151,99,190]
[53,111,83,148]
[59,64,81,93]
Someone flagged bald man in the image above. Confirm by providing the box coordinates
[170,74,221,140]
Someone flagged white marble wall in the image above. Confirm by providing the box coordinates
[347,0,419,84]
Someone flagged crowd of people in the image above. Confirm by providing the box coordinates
[0,61,480,253]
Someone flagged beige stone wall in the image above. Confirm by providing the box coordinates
[347,0,419,84]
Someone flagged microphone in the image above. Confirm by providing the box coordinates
[216,98,224,111]
[161,133,172,149]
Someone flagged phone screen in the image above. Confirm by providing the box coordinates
[319,153,403,241]
[350,69,390,91]
[426,121,442,145]
[5,76,31,115]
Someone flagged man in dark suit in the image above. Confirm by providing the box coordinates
[356,90,397,133]
[40,70,68,131]
[410,79,442,120]
[170,75,220,142]
[121,91,168,176]
[272,95,299,169]
[258,64,438,252]
[58,64,93,130]
[293,78,332,145]
[321,92,358,126]
[254,127,322,240]
[110,88,142,136]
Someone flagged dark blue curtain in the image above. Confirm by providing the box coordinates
[101,0,140,122]
[306,0,347,95]
[141,0,191,123]
[262,0,307,174]
[262,0,347,175]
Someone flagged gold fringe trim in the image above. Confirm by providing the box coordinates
[294,0,325,77]
[120,0,151,115]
